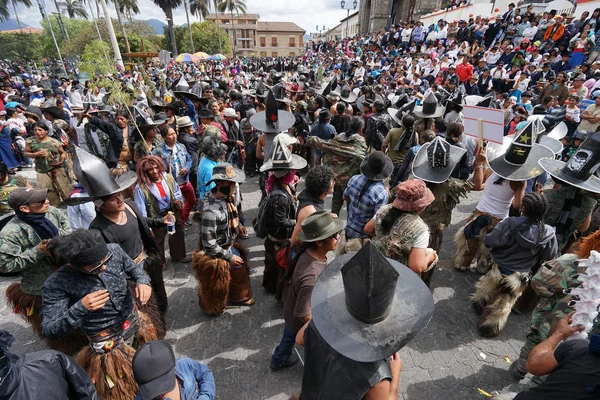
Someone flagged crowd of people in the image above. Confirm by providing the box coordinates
[1,3,600,400]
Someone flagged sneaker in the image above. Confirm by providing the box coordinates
[270,355,298,371]
[508,360,527,381]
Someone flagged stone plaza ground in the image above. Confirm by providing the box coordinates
[0,170,536,399]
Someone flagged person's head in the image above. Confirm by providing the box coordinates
[349,116,364,135]
[556,72,567,84]
[96,193,125,214]
[223,108,236,122]
[136,155,166,186]
[419,129,436,144]
[114,109,129,128]
[446,121,464,142]
[33,121,50,140]
[336,102,346,115]
[8,188,49,215]
[305,166,334,200]
[299,211,343,253]
[160,126,177,146]
[392,179,435,215]
[210,101,219,114]
[132,340,177,400]
[568,95,579,106]
[47,230,111,275]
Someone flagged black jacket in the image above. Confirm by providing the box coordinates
[0,350,98,400]
[87,116,136,167]
[265,183,297,240]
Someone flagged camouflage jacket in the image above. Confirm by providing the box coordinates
[543,187,598,251]
[307,133,367,187]
[531,253,600,336]
[420,179,472,232]
[0,207,71,295]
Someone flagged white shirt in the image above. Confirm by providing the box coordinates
[523,26,538,40]
[401,28,413,42]
[477,172,516,219]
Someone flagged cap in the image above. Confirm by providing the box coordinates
[223,108,236,118]
[7,188,48,210]
[132,341,177,400]
[592,90,600,99]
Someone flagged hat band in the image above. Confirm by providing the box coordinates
[307,221,336,239]
[346,301,393,324]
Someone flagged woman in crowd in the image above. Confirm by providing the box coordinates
[134,155,191,268]
[155,125,195,225]
[365,179,438,281]
[24,121,72,206]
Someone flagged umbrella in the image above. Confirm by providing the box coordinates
[193,52,210,60]
[211,54,227,60]
[175,53,200,63]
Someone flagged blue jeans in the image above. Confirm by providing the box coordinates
[270,324,296,366]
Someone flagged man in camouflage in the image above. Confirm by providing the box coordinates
[509,252,600,379]
[307,116,367,215]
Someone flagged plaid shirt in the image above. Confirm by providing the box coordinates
[344,174,389,239]
[200,190,234,261]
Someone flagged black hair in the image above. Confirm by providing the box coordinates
[47,229,104,266]
[115,109,129,119]
[4,108,16,119]
[349,116,364,134]
[33,121,49,132]
[380,205,403,234]
[159,125,173,137]
[305,166,334,199]
[0,162,7,181]
[336,102,346,115]
[521,192,549,250]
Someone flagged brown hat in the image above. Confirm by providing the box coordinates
[392,179,434,212]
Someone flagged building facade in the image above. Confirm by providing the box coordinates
[359,0,438,34]
[205,14,305,57]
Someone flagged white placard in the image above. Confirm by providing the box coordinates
[463,105,505,144]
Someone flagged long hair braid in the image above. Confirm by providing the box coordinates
[521,192,549,250]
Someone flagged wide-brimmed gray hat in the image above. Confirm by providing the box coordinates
[413,92,445,119]
[539,131,600,193]
[311,243,434,362]
[297,211,345,243]
[206,162,245,185]
[387,99,417,126]
[412,136,467,184]
[360,151,393,181]
[333,83,358,103]
[486,122,554,181]
[260,133,307,172]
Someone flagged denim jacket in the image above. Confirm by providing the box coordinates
[155,141,193,185]
[134,358,215,400]
[41,243,151,339]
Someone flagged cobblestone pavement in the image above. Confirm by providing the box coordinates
[0,170,535,399]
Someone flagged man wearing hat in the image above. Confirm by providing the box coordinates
[132,340,215,400]
[294,243,434,399]
[365,99,392,152]
[0,188,73,349]
[308,109,336,167]
[193,163,254,315]
[41,230,156,400]
[270,211,344,371]
[538,72,569,104]
[221,108,245,169]
[337,151,393,256]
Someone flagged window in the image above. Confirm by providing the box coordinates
[290,52,295,57]
[272,52,278,57]
[289,37,295,47]
[260,37,266,47]
[260,52,267,57]
[272,37,278,47]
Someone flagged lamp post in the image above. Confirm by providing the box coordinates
[316,25,326,40]
[340,0,358,41]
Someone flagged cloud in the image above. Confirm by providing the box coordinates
[15,0,355,34]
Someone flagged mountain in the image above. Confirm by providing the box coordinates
[0,19,32,31]
[145,19,167,35]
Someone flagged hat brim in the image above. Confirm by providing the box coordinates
[250,110,295,133]
[360,156,394,181]
[297,219,345,243]
[138,367,177,400]
[206,168,246,185]
[538,135,563,155]
[334,90,358,103]
[173,91,202,102]
[486,137,554,181]
[63,171,138,206]
[259,154,308,172]
[412,142,467,184]
[539,158,600,193]
[138,123,159,133]
[387,108,405,126]
[413,105,446,119]
[311,252,434,362]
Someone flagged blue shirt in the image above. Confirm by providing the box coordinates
[198,156,219,199]
[309,122,336,156]
[343,174,389,239]
[155,141,193,185]
[134,358,215,400]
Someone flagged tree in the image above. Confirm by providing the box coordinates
[151,0,182,55]
[188,0,209,20]
[217,0,246,56]
[183,0,194,52]
[57,0,88,18]
[79,40,113,75]
[11,0,33,33]
[164,21,229,55]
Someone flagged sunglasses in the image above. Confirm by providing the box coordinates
[328,232,341,240]
[84,253,113,274]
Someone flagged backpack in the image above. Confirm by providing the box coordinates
[252,188,286,239]
[367,114,390,150]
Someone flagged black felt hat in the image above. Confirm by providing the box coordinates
[250,89,295,133]
[413,92,445,118]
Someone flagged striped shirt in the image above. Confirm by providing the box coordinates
[200,190,234,261]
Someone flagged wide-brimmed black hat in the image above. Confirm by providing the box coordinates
[64,147,138,205]
[272,83,291,104]
[412,136,467,184]
[198,107,215,119]
[448,91,464,106]
[259,133,307,172]
[311,243,434,362]
[318,76,337,97]
[250,89,295,133]
[39,99,64,120]
[206,162,246,185]
[360,151,393,181]
[174,90,202,102]
[539,131,600,193]
[388,93,408,109]
[136,115,159,133]
[486,122,554,181]
[297,211,345,243]
[414,92,445,118]
[387,99,417,126]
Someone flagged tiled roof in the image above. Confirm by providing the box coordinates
[206,13,260,19]
[257,21,305,33]
[1,28,43,34]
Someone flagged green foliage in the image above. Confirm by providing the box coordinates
[39,15,91,57]
[164,21,230,55]
[79,40,113,74]
[0,32,42,60]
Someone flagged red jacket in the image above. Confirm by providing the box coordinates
[456,63,473,83]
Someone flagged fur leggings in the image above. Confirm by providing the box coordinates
[453,215,498,274]
[471,265,529,338]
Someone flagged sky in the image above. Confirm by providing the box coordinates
[15,0,359,35]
